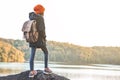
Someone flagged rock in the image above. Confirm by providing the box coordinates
[0,70,70,80]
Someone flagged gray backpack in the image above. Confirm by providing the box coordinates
[22,20,38,43]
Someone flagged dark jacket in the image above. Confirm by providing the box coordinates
[29,12,46,48]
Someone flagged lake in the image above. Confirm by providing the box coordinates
[0,62,120,80]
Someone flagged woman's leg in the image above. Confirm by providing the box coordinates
[30,47,36,71]
[41,46,52,72]
[41,46,48,68]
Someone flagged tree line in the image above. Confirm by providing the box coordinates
[0,38,120,65]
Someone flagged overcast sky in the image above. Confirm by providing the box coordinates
[0,0,120,47]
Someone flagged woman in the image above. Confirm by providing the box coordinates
[29,4,52,77]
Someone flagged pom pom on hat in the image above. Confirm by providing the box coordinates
[34,4,45,14]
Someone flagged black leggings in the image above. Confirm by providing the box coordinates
[30,46,48,71]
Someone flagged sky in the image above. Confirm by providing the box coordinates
[0,0,120,47]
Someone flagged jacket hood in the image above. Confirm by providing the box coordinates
[29,12,37,20]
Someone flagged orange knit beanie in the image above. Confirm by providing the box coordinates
[34,4,45,14]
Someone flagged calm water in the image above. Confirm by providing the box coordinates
[0,62,120,80]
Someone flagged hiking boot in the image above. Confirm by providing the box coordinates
[29,70,37,78]
[44,68,52,73]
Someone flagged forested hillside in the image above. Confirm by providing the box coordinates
[0,38,120,65]
[0,39,24,62]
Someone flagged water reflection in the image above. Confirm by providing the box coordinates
[0,62,120,80]
[52,68,120,80]
[0,68,22,76]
